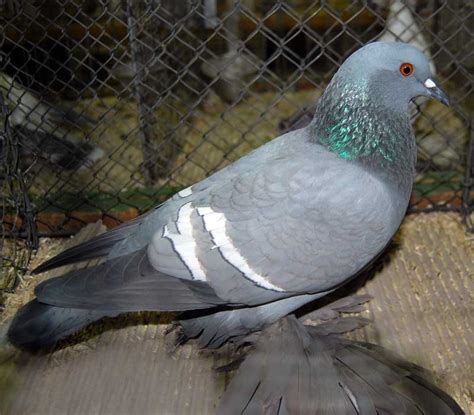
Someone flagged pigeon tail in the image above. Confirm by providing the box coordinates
[217,316,465,414]
[7,299,115,352]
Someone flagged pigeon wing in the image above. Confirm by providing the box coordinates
[191,144,400,299]
[33,130,402,309]
[34,247,227,312]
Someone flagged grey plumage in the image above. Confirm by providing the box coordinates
[280,0,451,169]
[8,247,226,351]
[217,315,464,414]
[8,42,449,355]
[178,292,328,348]
[379,0,436,76]
[7,300,114,352]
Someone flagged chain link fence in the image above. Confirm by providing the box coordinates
[1,0,473,296]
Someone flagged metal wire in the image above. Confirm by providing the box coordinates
[0,0,473,288]
[1,87,38,297]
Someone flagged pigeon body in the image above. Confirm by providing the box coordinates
[8,42,449,351]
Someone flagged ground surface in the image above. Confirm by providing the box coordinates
[0,212,473,414]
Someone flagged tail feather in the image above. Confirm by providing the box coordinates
[7,299,115,352]
[217,316,464,414]
[217,316,356,414]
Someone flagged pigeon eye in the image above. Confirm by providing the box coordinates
[400,63,414,77]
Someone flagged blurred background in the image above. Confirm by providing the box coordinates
[1,0,473,303]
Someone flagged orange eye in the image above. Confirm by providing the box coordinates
[400,63,414,77]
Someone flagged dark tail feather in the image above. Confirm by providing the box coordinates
[217,316,464,414]
[7,299,115,352]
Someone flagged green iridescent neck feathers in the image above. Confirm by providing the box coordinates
[310,76,416,178]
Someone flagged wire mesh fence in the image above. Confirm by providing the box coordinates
[0,0,473,294]
[1,88,38,298]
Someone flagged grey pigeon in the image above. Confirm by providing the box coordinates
[8,42,449,352]
[0,71,104,170]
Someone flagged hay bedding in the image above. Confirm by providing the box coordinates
[2,237,67,323]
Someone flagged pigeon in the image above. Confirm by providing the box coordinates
[0,71,104,170]
[7,42,449,352]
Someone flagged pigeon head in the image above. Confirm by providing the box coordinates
[340,42,449,108]
[311,42,449,178]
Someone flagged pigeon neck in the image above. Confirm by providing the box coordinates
[310,76,416,183]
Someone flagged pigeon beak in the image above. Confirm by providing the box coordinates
[424,78,450,106]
